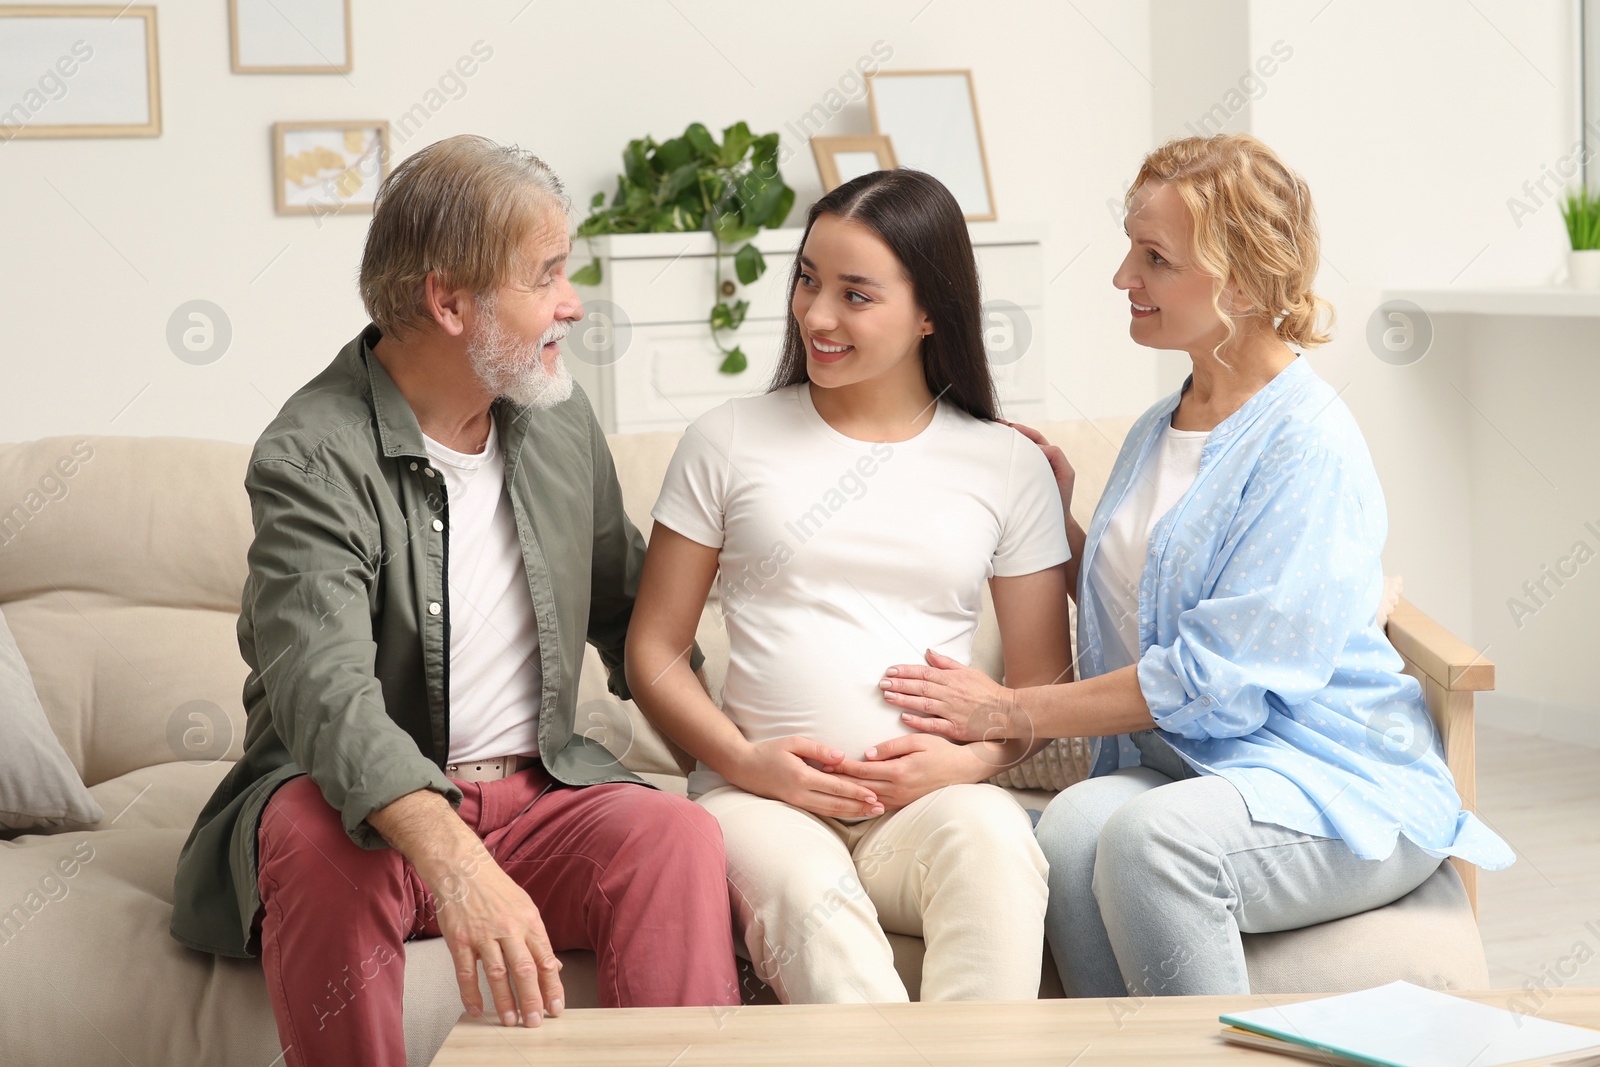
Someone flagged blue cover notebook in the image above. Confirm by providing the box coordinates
[1220,981,1600,1067]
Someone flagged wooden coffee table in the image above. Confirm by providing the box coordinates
[433,988,1600,1065]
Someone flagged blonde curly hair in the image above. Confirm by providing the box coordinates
[1126,133,1333,358]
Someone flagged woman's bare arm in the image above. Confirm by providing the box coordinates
[624,524,747,772]
[1012,664,1155,740]
[982,563,1074,768]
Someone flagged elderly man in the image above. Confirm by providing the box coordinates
[170,135,739,1066]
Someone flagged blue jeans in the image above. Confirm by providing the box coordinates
[1034,731,1444,996]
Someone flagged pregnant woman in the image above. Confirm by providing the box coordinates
[626,169,1073,1003]
[875,134,1514,997]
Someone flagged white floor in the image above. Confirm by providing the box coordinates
[1474,725,1600,990]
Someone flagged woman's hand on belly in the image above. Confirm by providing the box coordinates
[827,734,994,813]
[879,650,1021,744]
[725,735,886,819]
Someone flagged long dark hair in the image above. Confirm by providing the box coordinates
[768,169,998,421]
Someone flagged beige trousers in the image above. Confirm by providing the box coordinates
[696,782,1049,1004]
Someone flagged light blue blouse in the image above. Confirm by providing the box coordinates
[1079,356,1514,869]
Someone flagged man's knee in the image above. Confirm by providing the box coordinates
[261,775,340,844]
[258,774,376,877]
[611,786,728,868]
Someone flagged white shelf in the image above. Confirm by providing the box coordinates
[1382,287,1600,317]
[573,222,1050,433]
[577,221,1046,260]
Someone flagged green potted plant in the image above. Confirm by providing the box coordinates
[572,121,796,373]
[1560,186,1600,289]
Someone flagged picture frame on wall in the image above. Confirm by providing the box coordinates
[809,134,898,193]
[1584,0,1599,188]
[0,5,161,140]
[867,69,997,221]
[272,120,389,216]
[230,0,351,74]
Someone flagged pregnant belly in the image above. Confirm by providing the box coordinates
[720,653,921,760]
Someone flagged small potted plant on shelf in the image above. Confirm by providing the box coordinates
[1561,186,1600,289]
[572,121,795,374]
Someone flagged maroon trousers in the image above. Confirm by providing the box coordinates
[253,765,739,1066]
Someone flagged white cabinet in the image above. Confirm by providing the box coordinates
[563,222,1047,433]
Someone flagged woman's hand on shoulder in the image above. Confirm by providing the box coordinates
[1002,419,1076,513]
[724,736,885,819]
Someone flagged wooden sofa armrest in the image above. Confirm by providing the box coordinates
[1385,596,1495,693]
[1384,595,1493,917]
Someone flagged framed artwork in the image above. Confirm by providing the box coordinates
[0,5,161,139]
[273,120,389,216]
[867,69,997,221]
[1585,0,1599,188]
[810,134,898,193]
[230,0,351,74]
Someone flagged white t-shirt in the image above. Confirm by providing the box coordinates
[421,419,543,765]
[1087,415,1210,672]
[652,383,1071,796]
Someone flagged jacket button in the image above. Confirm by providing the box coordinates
[428,602,441,616]
[424,468,436,478]
[432,519,443,532]
[409,462,418,471]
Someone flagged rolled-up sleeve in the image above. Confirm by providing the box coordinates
[1137,444,1380,741]
[243,456,461,850]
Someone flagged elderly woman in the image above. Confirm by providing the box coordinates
[874,133,1513,997]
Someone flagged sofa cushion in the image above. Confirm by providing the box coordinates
[1241,859,1488,993]
[0,437,252,613]
[85,759,235,833]
[0,436,253,791]
[1,595,250,789]
[577,598,730,779]
[0,828,478,1067]
[0,606,102,832]
[988,737,1093,793]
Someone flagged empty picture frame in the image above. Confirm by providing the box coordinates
[230,0,351,74]
[1586,0,1600,188]
[0,5,161,139]
[810,134,898,193]
[273,120,389,216]
[868,69,996,221]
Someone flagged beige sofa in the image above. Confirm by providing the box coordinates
[0,415,1492,1066]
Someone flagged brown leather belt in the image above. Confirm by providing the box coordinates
[444,754,539,782]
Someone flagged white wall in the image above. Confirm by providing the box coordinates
[0,0,1156,447]
[1148,0,1253,393]
[1247,0,1596,742]
[1462,314,1600,746]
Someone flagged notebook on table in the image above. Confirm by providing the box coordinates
[1218,980,1600,1067]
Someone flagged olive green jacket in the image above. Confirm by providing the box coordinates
[169,325,697,958]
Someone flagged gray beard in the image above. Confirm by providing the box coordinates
[467,297,575,410]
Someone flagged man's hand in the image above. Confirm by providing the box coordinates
[827,733,996,811]
[724,736,884,819]
[367,788,564,1028]
[419,844,566,1028]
